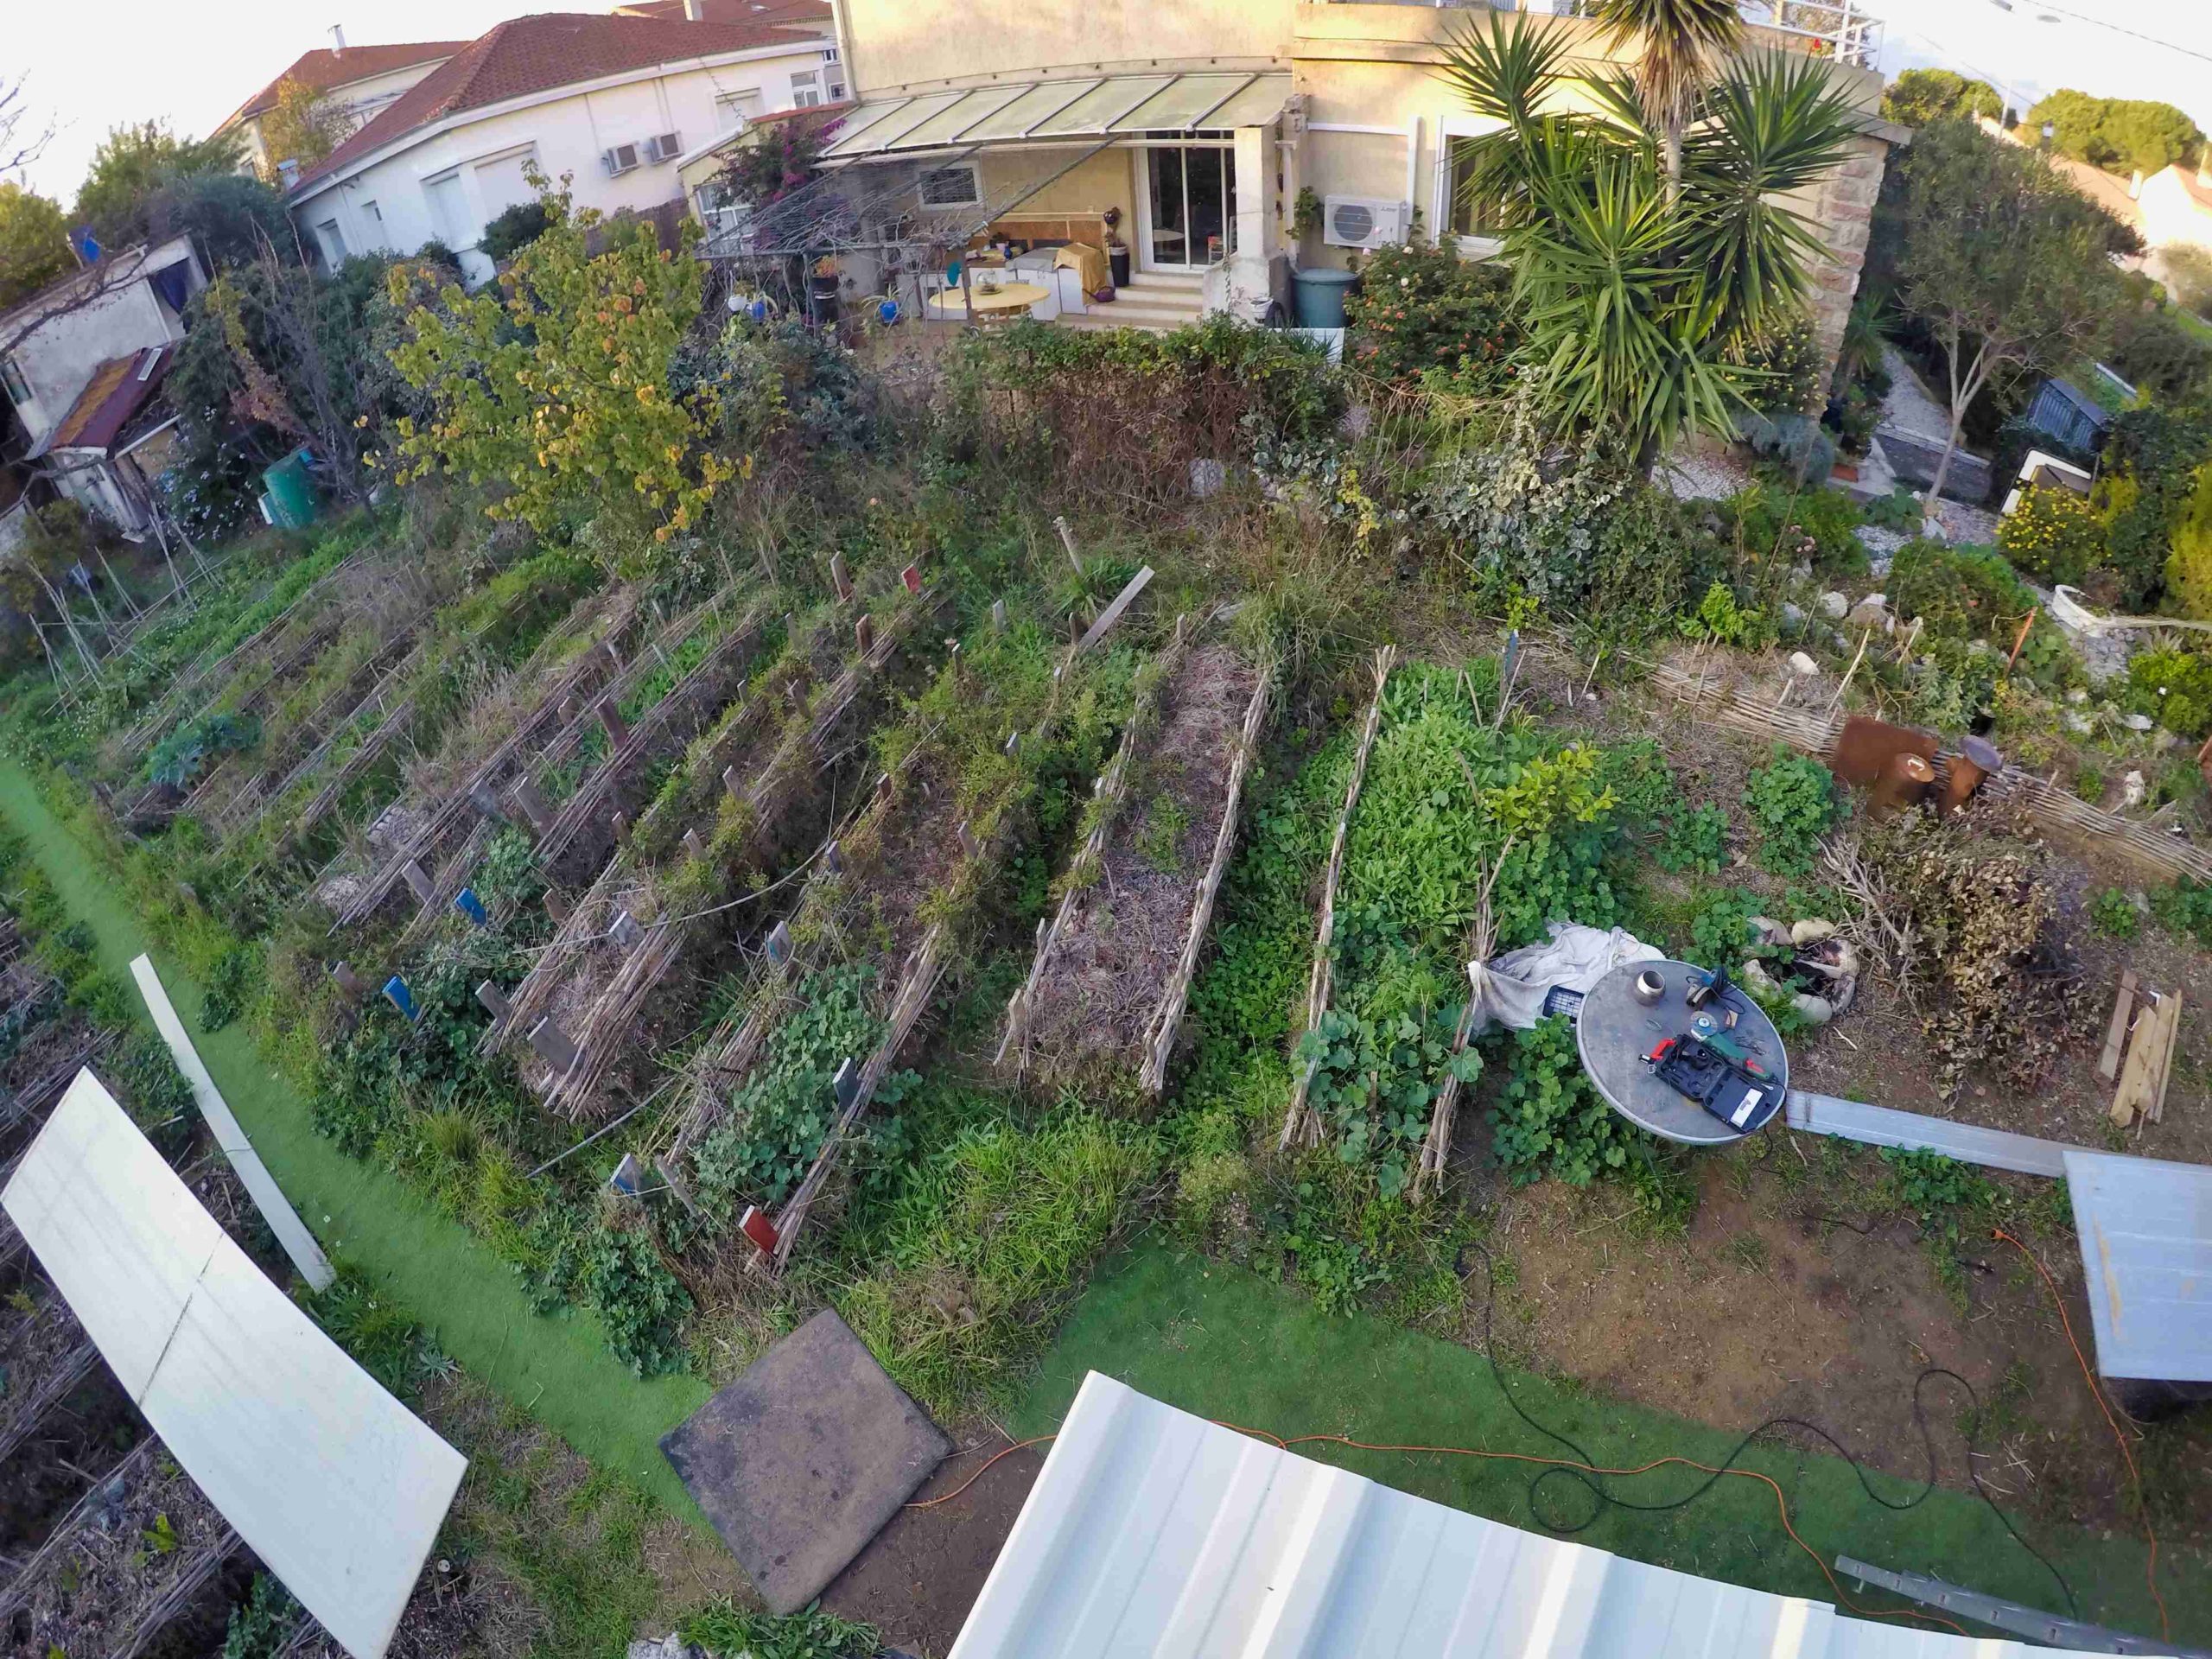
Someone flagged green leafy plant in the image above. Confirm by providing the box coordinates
[478,200,550,264]
[690,963,915,1222]
[143,1513,180,1554]
[2149,878,2212,948]
[1341,237,1520,388]
[198,944,257,1032]
[2125,645,2212,739]
[1742,747,1837,876]
[1678,579,1765,646]
[1657,801,1728,875]
[2088,887,2141,939]
[147,712,259,789]
[580,1224,692,1377]
[221,1576,300,1659]
[1493,1014,1631,1185]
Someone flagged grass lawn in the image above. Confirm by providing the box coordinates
[0,760,710,1520]
[1017,1245,2206,1645]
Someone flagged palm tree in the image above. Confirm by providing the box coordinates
[1437,13,1863,463]
[1592,0,1745,193]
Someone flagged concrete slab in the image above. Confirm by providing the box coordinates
[661,1308,950,1614]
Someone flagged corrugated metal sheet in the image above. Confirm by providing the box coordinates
[2,1071,467,1659]
[950,1373,2056,1659]
[2064,1148,2212,1382]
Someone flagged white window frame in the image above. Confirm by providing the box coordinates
[1433,113,1510,260]
[821,45,847,101]
[791,67,822,108]
[917,162,982,210]
[2,354,30,406]
[315,217,349,266]
[359,199,385,251]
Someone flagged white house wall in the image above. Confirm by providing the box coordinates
[290,48,836,284]
[239,59,458,177]
[1,233,200,448]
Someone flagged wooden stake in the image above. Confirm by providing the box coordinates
[2005,606,2038,674]
[1825,627,1872,717]
[596,697,631,749]
[830,550,853,602]
[683,828,709,860]
[476,981,513,1020]
[402,859,436,906]
[1054,515,1083,576]
[2098,969,2138,1082]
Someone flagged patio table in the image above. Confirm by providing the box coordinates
[1576,958,1789,1145]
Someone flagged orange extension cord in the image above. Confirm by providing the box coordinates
[909,1425,1972,1637]
[1993,1226,2170,1643]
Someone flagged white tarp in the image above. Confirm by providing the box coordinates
[1466,923,1662,1038]
[3,1071,467,1659]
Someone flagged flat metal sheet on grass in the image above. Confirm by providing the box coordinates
[2063,1147,2212,1382]
[661,1308,950,1614]
[3,1071,467,1659]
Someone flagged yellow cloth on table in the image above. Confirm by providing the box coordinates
[1053,242,1109,293]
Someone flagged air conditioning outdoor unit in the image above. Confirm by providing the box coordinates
[601,143,641,176]
[644,131,683,163]
[1322,194,1409,250]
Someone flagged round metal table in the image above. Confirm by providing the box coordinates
[924,281,1048,321]
[1576,958,1789,1144]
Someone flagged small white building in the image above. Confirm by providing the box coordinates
[0,235,207,538]
[217,33,467,181]
[283,10,842,288]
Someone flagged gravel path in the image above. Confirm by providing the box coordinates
[1876,344,1955,445]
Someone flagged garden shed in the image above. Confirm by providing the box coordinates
[949,1372,2060,1658]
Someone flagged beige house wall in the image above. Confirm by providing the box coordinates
[832,0,1894,369]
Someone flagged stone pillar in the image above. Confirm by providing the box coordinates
[1805,133,1892,400]
[1211,124,1280,324]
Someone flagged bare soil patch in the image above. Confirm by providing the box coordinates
[1026,645,1257,1074]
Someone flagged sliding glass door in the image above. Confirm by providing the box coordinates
[1140,144,1234,272]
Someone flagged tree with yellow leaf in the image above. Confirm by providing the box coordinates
[383,179,737,568]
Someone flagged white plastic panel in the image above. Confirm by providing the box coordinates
[949,1372,2050,1659]
[2065,1148,2212,1382]
[3,1073,467,1659]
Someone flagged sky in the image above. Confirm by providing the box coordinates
[5,0,2212,207]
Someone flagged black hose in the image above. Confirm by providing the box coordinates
[1460,1240,2079,1618]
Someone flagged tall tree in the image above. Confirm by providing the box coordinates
[73,120,243,245]
[2027,90,2203,175]
[0,182,73,308]
[1440,15,1860,461]
[1892,118,2125,504]
[257,79,349,173]
[1881,68,2001,130]
[1591,0,1745,191]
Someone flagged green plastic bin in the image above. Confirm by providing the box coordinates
[263,448,321,530]
[1293,266,1358,329]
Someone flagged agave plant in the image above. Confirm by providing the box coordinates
[1438,13,1865,463]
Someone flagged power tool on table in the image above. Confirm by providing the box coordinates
[1643,1033,1777,1134]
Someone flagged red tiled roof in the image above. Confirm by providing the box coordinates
[224,41,467,129]
[613,0,831,26]
[293,12,827,192]
[38,346,173,458]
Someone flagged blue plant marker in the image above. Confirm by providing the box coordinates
[454,887,489,928]
[748,296,768,323]
[877,297,899,325]
[383,976,420,1022]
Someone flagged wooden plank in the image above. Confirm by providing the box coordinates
[1783,1090,2074,1179]
[1074,565,1154,657]
[2099,969,2139,1081]
[2112,992,2173,1128]
[2149,990,2183,1125]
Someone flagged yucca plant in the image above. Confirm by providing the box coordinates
[1438,13,1865,463]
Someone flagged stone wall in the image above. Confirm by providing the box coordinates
[1807,133,1893,398]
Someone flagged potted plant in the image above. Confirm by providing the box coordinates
[1103,205,1130,290]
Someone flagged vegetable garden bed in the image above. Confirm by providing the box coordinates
[1002,624,1270,1093]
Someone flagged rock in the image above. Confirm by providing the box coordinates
[1818,590,1849,620]
[1189,457,1226,499]
[2122,712,2155,732]
[2067,687,2090,704]
[2121,770,2146,809]
[2064,711,2094,735]
[2154,730,2178,751]
[1790,561,1814,582]
[1789,918,1839,946]
[1787,651,1821,677]
[626,1637,699,1659]
[1781,601,1807,628]
[1847,593,1890,631]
